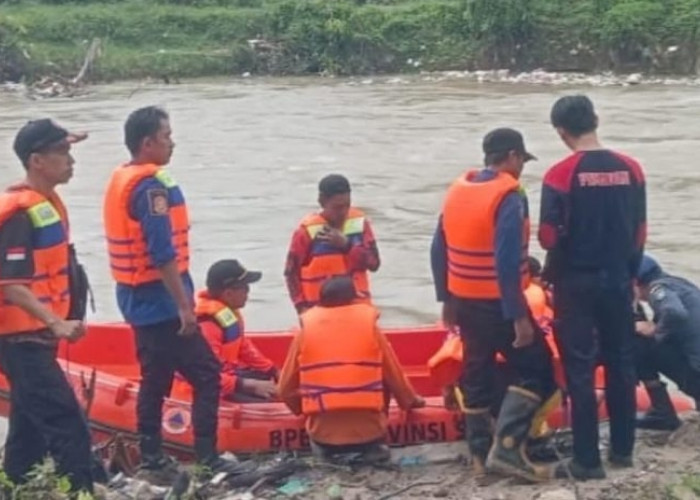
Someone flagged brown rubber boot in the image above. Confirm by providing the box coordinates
[464,407,494,476]
[485,387,552,483]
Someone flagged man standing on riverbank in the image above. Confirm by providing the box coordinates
[103,106,238,480]
[284,174,380,314]
[0,119,93,493]
[539,95,647,479]
[431,128,557,483]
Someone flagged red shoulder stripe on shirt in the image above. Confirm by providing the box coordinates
[543,152,583,193]
[611,151,646,184]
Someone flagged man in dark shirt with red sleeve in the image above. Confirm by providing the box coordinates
[539,95,647,480]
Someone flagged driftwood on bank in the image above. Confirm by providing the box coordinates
[25,37,102,99]
[72,38,102,86]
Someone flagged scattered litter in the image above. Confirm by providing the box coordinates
[327,483,343,499]
[277,478,308,496]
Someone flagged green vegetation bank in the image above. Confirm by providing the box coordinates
[0,0,699,83]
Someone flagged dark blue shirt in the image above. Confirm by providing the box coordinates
[116,176,193,326]
[431,168,528,320]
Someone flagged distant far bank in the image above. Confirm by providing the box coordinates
[1,0,698,84]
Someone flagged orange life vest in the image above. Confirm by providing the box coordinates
[427,283,552,388]
[298,303,383,414]
[442,170,530,299]
[0,186,70,335]
[103,164,190,286]
[194,291,244,370]
[299,208,370,306]
[170,292,245,401]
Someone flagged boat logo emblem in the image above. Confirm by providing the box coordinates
[162,407,191,435]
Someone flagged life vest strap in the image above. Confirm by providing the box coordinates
[300,380,384,412]
[299,360,382,372]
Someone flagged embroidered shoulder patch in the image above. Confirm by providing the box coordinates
[147,189,169,216]
[650,285,666,302]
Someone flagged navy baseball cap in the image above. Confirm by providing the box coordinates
[637,254,662,285]
[483,128,536,162]
[206,259,262,292]
[13,118,87,165]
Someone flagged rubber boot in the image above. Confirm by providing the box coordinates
[194,436,250,477]
[524,389,563,463]
[528,389,562,440]
[464,407,493,476]
[138,434,180,486]
[485,387,551,483]
[636,381,681,431]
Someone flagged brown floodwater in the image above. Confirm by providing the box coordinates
[1,76,699,330]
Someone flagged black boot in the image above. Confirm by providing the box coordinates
[485,387,552,483]
[554,459,606,481]
[636,381,681,431]
[464,407,493,476]
[194,436,250,477]
[138,434,180,485]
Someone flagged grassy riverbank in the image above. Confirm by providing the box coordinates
[1,0,699,82]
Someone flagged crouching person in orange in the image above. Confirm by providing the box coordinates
[194,260,278,402]
[278,276,424,463]
[431,255,559,422]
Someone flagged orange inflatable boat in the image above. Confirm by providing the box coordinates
[0,323,692,456]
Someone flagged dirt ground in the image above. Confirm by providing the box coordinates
[240,412,700,500]
[98,412,700,499]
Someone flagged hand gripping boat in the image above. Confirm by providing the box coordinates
[0,323,691,456]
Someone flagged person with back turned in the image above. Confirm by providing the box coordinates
[102,106,239,481]
[284,174,380,314]
[0,119,93,494]
[431,128,558,483]
[539,95,647,479]
[277,276,424,463]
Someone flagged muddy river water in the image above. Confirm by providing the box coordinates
[1,76,699,330]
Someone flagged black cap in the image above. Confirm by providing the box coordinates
[319,174,351,198]
[206,259,262,292]
[637,254,662,285]
[482,128,536,162]
[13,118,86,165]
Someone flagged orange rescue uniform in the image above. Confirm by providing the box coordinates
[428,282,555,388]
[103,164,190,286]
[171,291,276,399]
[299,208,370,304]
[442,170,530,299]
[0,186,70,335]
[278,302,418,445]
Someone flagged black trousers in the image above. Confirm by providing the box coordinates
[134,319,221,441]
[456,299,557,410]
[0,341,93,492]
[554,274,636,468]
[635,334,700,401]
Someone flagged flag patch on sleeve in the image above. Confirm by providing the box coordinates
[6,247,27,261]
